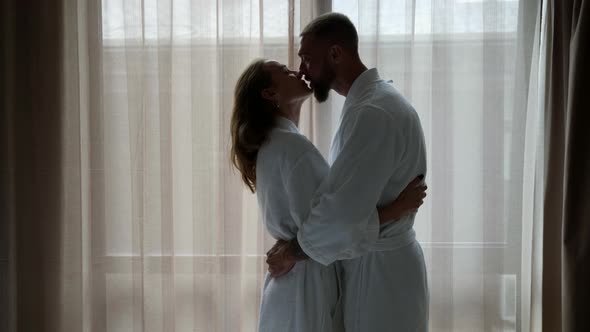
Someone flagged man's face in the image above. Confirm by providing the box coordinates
[298,35,336,102]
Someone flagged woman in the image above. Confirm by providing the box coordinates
[230,59,426,332]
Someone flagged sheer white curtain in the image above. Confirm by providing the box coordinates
[327,1,545,331]
[65,0,320,331]
[58,0,543,331]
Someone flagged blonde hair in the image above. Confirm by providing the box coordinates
[230,59,275,192]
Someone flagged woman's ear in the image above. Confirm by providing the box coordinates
[261,88,276,102]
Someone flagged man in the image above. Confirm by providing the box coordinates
[267,13,429,331]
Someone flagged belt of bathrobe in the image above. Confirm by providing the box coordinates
[368,228,416,252]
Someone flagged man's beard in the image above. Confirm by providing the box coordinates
[313,82,330,102]
[312,66,335,103]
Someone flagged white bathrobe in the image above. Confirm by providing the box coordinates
[297,69,429,332]
[255,117,341,332]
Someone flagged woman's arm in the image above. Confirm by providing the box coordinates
[377,175,427,224]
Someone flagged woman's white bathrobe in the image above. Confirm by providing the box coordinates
[297,69,429,332]
[256,117,341,332]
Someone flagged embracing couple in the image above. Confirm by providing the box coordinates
[231,13,429,332]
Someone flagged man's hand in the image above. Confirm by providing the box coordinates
[266,239,308,278]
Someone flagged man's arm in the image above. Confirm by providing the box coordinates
[267,174,427,277]
[295,106,407,265]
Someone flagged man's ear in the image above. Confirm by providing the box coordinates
[329,45,343,64]
[261,88,276,102]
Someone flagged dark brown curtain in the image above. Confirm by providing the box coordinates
[2,1,65,331]
[544,0,590,331]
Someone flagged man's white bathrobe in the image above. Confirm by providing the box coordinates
[297,68,429,332]
[256,117,341,332]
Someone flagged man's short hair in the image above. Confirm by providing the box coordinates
[300,13,358,52]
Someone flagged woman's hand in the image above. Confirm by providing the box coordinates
[378,175,427,224]
[266,239,303,278]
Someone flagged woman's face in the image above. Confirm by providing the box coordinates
[262,60,312,106]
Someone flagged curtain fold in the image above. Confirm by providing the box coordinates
[1,1,14,330]
[3,1,66,331]
[543,0,590,331]
[518,1,546,331]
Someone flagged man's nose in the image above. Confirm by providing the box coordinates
[298,62,306,76]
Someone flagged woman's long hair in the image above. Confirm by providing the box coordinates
[230,59,276,193]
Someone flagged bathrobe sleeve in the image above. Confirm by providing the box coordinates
[297,106,406,266]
